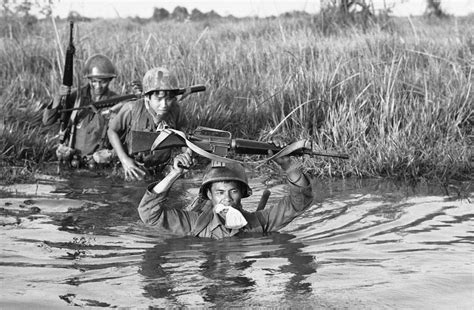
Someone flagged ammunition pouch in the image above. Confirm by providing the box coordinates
[56,144,116,169]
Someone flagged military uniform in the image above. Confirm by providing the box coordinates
[43,84,118,156]
[108,98,186,168]
[43,54,121,165]
[138,179,313,239]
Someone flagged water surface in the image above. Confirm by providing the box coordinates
[0,171,472,309]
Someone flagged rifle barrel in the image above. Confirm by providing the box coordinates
[307,150,349,159]
[176,85,206,95]
[59,84,206,112]
[62,21,74,87]
[233,138,349,159]
[59,21,75,144]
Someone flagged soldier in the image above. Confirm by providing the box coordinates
[138,149,314,239]
[107,67,188,181]
[43,54,137,168]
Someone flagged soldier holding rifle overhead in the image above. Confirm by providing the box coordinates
[108,67,203,181]
[138,143,314,239]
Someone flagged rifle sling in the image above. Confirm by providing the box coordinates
[65,74,83,147]
[154,128,309,166]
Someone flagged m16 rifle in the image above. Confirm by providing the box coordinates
[59,85,206,113]
[58,21,75,144]
[129,126,349,163]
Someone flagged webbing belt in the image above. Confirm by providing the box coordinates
[151,128,310,166]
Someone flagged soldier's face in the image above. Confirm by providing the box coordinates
[147,91,176,115]
[89,78,110,97]
[208,181,243,214]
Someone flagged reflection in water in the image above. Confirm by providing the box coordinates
[140,233,317,307]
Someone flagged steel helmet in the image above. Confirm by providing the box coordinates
[199,161,252,199]
[142,67,179,95]
[83,54,117,79]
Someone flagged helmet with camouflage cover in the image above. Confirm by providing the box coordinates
[142,67,179,96]
[199,161,252,199]
[83,54,117,79]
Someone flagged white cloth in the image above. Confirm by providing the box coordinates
[214,204,248,229]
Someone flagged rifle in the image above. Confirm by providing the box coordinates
[58,21,75,144]
[129,126,349,160]
[59,84,206,113]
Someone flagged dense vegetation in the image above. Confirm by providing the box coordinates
[0,14,472,183]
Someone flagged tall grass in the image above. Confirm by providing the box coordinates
[0,15,472,181]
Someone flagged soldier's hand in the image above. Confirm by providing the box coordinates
[121,156,146,181]
[172,150,193,174]
[130,80,142,95]
[101,102,125,117]
[59,85,70,97]
[270,136,287,149]
[268,137,292,171]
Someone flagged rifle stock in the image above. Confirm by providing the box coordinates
[129,128,349,160]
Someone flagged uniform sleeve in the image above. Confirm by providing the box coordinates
[108,101,133,137]
[138,182,200,236]
[42,91,78,126]
[255,180,314,233]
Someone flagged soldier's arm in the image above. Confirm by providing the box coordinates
[107,104,146,181]
[138,151,196,235]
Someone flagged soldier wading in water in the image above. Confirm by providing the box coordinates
[43,54,140,168]
[107,67,188,181]
[138,148,314,239]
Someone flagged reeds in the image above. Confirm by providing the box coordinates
[0,15,472,181]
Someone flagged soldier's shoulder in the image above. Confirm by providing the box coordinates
[123,98,145,112]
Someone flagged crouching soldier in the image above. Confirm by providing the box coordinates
[107,67,188,181]
[138,150,314,239]
[43,54,139,168]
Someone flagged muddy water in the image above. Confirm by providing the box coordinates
[0,171,472,309]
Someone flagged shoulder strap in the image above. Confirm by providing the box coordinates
[68,76,84,125]
[66,84,84,148]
